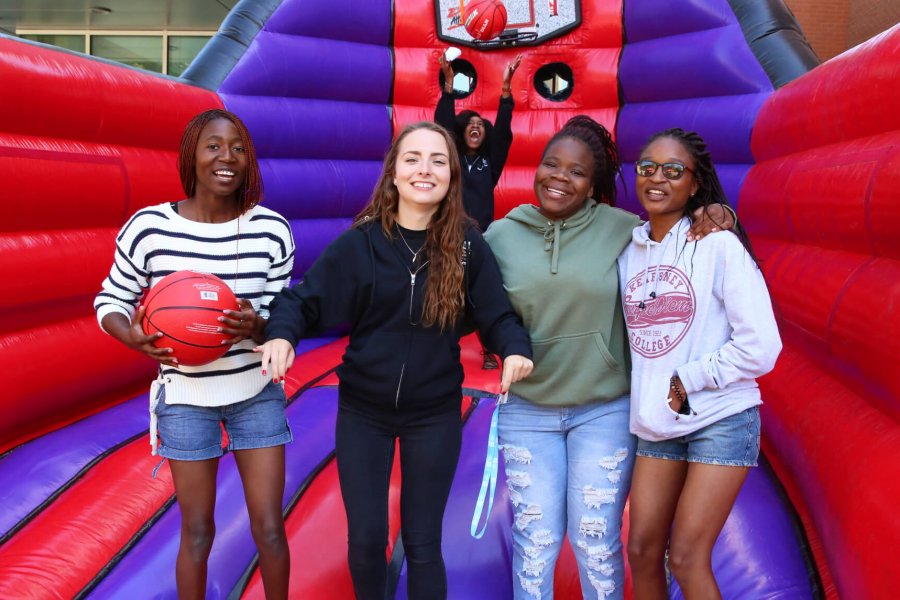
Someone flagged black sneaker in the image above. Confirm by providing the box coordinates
[482,351,499,370]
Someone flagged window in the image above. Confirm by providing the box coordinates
[19,34,85,53]
[91,35,163,72]
[439,58,478,99]
[534,62,574,101]
[168,36,211,77]
[17,31,212,76]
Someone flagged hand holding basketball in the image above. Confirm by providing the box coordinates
[255,338,296,384]
[219,298,263,345]
[128,306,179,367]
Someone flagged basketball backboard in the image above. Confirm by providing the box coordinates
[434,0,582,49]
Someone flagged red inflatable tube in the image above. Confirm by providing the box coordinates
[0,38,220,151]
[741,132,900,257]
[0,439,174,599]
[750,26,900,162]
[0,317,156,452]
[0,37,221,448]
[0,135,186,233]
[759,347,900,600]
[741,26,900,599]
[0,228,116,312]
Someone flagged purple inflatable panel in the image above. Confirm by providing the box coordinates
[87,384,341,600]
[260,158,381,221]
[0,395,147,538]
[616,94,768,164]
[621,27,772,103]
[265,0,392,46]
[618,0,772,214]
[395,397,514,599]
[289,217,353,275]
[219,32,391,104]
[670,464,815,599]
[624,0,734,43]
[222,95,391,161]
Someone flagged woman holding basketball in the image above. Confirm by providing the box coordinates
[257,121,533,600]
[435,50,522,369]
[94,109,294,599]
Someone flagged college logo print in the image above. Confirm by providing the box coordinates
[623,266,695,358]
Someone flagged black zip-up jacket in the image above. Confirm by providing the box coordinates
[265,221,532,412]
[435,90,514,231]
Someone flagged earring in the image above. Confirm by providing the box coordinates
[393,179,397,186]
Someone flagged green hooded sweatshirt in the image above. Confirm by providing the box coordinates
[484,200,640,406]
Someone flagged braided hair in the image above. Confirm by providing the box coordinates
[178,109,263,213]
[641,128,759,266]
[544,115,622,206]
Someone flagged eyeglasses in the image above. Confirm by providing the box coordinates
[635,160,694,181]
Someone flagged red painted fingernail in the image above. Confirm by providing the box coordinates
[262,370,267,376]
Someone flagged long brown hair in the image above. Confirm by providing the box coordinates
[177,108,263,213]
[355,121,468,330]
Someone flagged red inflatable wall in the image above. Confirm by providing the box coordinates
[391,0,623,219]
[0,38,221,452]
[740,26,900,600]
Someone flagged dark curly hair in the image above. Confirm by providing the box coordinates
[453,110,494,157]
[544,115,622,206]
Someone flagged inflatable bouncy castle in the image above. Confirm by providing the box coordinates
[1,0,898,597]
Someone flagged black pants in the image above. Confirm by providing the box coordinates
[336,401,462,600]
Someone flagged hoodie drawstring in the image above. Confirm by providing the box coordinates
[543,220,564,274]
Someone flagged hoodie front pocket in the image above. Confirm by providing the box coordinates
[591,331,622,372]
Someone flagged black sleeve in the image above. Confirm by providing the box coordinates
[489,95,514,186]
[465,229,532,359]
[435,90,457,133]
[265,229,366,346]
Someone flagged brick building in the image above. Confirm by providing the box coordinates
[785,0,900,61]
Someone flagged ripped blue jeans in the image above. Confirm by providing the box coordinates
[499,393,635,600]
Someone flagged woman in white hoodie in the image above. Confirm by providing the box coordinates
[618,128,782,599]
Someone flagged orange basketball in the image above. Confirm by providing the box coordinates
[142,271,238,366]
[464,0,508,41]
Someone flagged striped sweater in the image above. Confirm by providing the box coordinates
[95,202,295,407]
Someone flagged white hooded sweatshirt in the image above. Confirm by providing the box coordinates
[617,217,782,442]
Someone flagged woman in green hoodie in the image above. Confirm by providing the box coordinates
[484,116,732,600]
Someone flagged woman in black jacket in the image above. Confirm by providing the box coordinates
[436,51,522,369]
[257,121,533,600]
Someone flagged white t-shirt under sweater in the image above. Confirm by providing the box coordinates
[617,217,782,442]
[94,202,295,407]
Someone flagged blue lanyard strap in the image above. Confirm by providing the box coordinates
[470,393,507,539]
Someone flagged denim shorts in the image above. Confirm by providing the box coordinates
[155,381,292,461]
[636,406,760,467]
